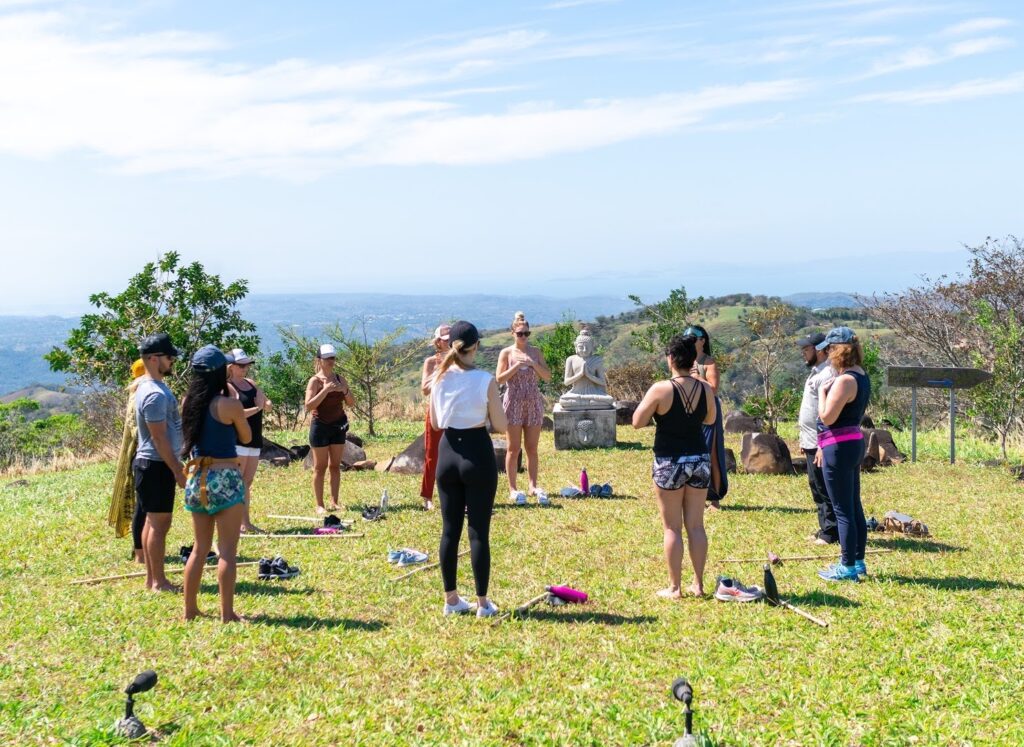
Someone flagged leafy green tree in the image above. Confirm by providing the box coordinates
[45,252,259,393]
[738,302,801,434]
[0,399,93,469]
[533,316,579,397]
[967,302,1024,460]
[257,339,314,431]
[628,287,711,352]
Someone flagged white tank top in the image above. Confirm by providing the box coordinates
[431,367,493,429]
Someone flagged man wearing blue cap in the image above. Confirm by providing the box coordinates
[797,332,837,545]
[134,333,186,592]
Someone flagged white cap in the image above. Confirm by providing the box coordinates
[230,348,253,365]
[318,343,337,359]
[433,325,451,341]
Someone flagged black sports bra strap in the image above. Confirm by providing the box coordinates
[671,378,702,415]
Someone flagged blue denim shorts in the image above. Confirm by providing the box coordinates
[652,454,711,491]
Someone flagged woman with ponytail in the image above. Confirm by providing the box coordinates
[495,311,551,505]
[180,346,251,623]
[430,321,507,618]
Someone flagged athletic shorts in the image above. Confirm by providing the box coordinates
[236,445,261,458]
[133,458,177,513]
[310,417,348,447]
[184,467,245,515]
[652,454,711,491]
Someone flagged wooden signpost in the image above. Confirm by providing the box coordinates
[886,366,992,464]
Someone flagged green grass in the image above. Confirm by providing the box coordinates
[2,424,1023,745]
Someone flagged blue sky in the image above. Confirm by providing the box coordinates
[0,0,1021,314]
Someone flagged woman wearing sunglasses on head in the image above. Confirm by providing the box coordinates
[683,325,728,510]
[227,349,271,534]
[495,311,551,505]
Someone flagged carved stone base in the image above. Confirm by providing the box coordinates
[553,405,617,450]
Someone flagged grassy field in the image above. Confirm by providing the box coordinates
[2,422,1023,745]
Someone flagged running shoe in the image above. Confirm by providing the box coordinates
[599,483,613,497]
[560,486,582,498]
[362,506,385,521]
[443,596,477,616]
[258,556,300,580]
[476,600,500,618]
[513,492,528,506]
[589,484,602,496]
[396,549,429,567]
[714,577,764,602]
[536,490,551,506]
[854,559,868,579]
[180,545,217,565]
[817,562,860,582]
[387,548,403,564]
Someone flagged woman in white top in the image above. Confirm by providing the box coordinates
[430,321,508,618]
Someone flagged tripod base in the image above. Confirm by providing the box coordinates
[115,715,147,739]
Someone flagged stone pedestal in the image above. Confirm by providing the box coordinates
[553,405,617,450]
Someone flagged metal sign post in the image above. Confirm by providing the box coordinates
[887,367,992,465]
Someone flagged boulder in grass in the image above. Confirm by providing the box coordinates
[351,460,377,471]
[301,440,369,470]
[614,400,638,426]
[872,429,905,464]
[740,432,793,475]
[724,411,762,434]
[724,448,737,474]
[260,438,295,467]
[288,444,310,461]
[542,416,554,432]
[389,434,426,475]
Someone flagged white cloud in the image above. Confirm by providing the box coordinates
[543,0,621,10]
[864,35,1014,76]
[0,8,808,177]
[941,17,1013,37]
[947,36,1014,57]
[852,71,1024,104]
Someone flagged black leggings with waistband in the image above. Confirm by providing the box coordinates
[436,426,498,597]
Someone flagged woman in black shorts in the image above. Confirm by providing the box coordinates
[304,344,354,514]
[632,334,717,599]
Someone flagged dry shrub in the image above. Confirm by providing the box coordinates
[607,362,659,402]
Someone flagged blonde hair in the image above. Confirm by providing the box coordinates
[433,339,477,384]
[511,311,529,332]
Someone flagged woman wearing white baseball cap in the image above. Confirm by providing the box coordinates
[227,349,272,533]
[419,324,451,510]
[305,344,354,514]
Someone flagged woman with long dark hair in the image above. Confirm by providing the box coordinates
[180,345,251,623]
[683,325,728,510]
[431,321,508,617]
[632,334,716,599]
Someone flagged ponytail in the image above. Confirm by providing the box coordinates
[433,339,477,386]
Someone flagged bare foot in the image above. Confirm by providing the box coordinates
[134,554,146,565]
[657,587,682,600]
[222,612,250,624]
[327,503,340,512]
[423,500,434,511]
[315,505,328,516]
[184,609,213,622]
[688,583,705,598]
[706,501,721,512]
[149,582,181,594]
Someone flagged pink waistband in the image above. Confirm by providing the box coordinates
[818,425,863,448]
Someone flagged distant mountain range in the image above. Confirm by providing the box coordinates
[0,290,860,396]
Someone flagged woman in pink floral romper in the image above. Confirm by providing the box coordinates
[496,312,552,505]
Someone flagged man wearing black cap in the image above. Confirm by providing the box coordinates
[135,333,186,592]
[797,332,838,545]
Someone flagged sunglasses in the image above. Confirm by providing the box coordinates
[515,330,531,338]
[683,328,704,338]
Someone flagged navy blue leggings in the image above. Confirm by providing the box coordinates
[821,439,867,566]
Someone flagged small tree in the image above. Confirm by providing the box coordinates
[533,316,579,398]
[45,252,258,393]
[738,302,801,434]
[967,302,1024,460]
[257,339,313,431]
[629,287,711,352]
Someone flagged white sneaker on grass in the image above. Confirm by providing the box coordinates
[443,597,477,616]
[535,490,550,506]
[513,492,528,506]
[476,600,500,618]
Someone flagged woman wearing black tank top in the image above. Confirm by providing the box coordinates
[633,334,717,599]
[228,350,271,534]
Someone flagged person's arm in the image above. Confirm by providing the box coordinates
[632,382,667,428]
[818,375,856,426]
[702,382,717,425]
[305,377,333,412]
[254,383,271,412]
[703,360,720,395]
[430,386,441,430]
[421,357,436,396]
[486,379,508,433]
[219,397,252,444]
[529,349,552,382]
[336,374,355,407]
[495,349,521,385]
[146,420,186,488]
[231,382,263,419]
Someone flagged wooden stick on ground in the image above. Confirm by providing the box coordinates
[778,599,830,628]
[71,561,261,586]
[491,592,551,626]
[389,549,469,582]
[266,514,353,525]
[719,548,893,564]
[240,533,364,539]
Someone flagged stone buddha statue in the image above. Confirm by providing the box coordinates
[558,327,614,411]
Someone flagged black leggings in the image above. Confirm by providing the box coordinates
[821,439,867,566]
[437,427,497,597]
[132,499,146,551]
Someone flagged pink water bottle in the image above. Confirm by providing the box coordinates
[580,467,589,495]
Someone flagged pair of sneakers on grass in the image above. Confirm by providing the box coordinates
[444,596,499,618]
[818,559,868,582]
[510,487,549,506]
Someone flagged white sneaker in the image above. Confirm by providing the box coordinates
[396,549,428,567]
[443,597,477,616]
[476,600,500,618]
[536,490,550,506]
[513,492,528,506]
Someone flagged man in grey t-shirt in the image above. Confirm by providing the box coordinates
[134,333,187,592]
[797,333,838,545]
